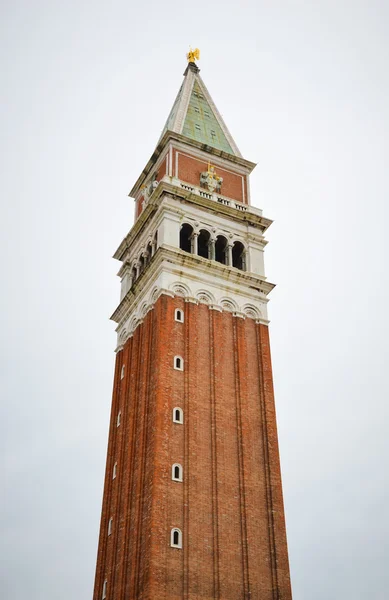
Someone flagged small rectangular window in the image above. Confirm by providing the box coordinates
[204,110,210,117]
[173,407,183,423]
[102,580,107,599]
[194,106,200,113]
[117,412,121,427]
[174,356,184,371]
[211,130,216,138]
[120,365,125,379]
[171,528,182,548]
[175,309,184,323]
[195,124,201,131]
[113,462,117,479]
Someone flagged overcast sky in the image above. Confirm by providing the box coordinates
[1,1,389,598]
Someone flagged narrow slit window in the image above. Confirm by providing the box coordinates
[113,462,117,479]
[108,518,113,536]
[102,580,107,599]
[172,463,183,482]
[174,356,184,371]
[171,528,182,548]
[173,407,183,423]
[117,411,121,427]
[175,309,184,323]
[120,365,125,380]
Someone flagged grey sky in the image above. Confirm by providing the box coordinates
[1,1,388,598]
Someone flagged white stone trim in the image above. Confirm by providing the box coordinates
[174,356,184,371]
[170,527,182,549]
[172,463,183,482]
[173,407,183,423]
[175,308,184,323]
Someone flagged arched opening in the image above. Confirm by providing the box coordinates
[172,463,183,481]
[197,229,210,259]
[232,241,245,270]
[175,308,184,323]
[215,235,227,265]
[174,356,184,371]
[139,253,146,274]
[171,528,182,548]
[131,265,137,284]
[173,407,183,423]
[146,242,152,260]
[180,223,194,253]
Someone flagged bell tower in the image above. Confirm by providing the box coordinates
[93,53,292,600]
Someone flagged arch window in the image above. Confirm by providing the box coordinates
[180,223,194,253]
[215,235,228,265]
[171,528,182,549]
[102,580,107,599]
[117,411,121,427]
[120,365,125,380]
[146,242,152,259]
[172,463,183,482]
[173,407,183,423]
[139,253,146,274]
[174,356,184,371]
[232,241,245,271]
[113,462,117,479]
[108,517,113,536]
[175,308,184,323]
[131,265,137,285]
[197,229,211,259]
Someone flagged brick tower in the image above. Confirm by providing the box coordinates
[93,53,292,600]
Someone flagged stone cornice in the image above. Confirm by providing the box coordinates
[113,181,272,262]
[129,131,256,198]
[110,245,275,324]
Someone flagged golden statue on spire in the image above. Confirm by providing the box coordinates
[187,47,200,63]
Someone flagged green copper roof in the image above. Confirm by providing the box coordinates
[160,82,183,139]
[181,82,234,154]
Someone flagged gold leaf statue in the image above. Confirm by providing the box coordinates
[187,47,200,63]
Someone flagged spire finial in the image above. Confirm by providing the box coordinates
[187,47,200,63]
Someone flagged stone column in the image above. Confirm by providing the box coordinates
[191,232,199,255]
[209,237,216,261]
[227,243,233,266]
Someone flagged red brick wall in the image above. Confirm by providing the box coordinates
[93,295,292,600]
[174,150,247,204]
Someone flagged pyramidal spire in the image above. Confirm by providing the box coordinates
[158,52,242,157]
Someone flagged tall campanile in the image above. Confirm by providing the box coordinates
[93,52,292,600]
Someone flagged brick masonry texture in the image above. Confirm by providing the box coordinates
[93,295,292,600]
[174,150,247,203]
